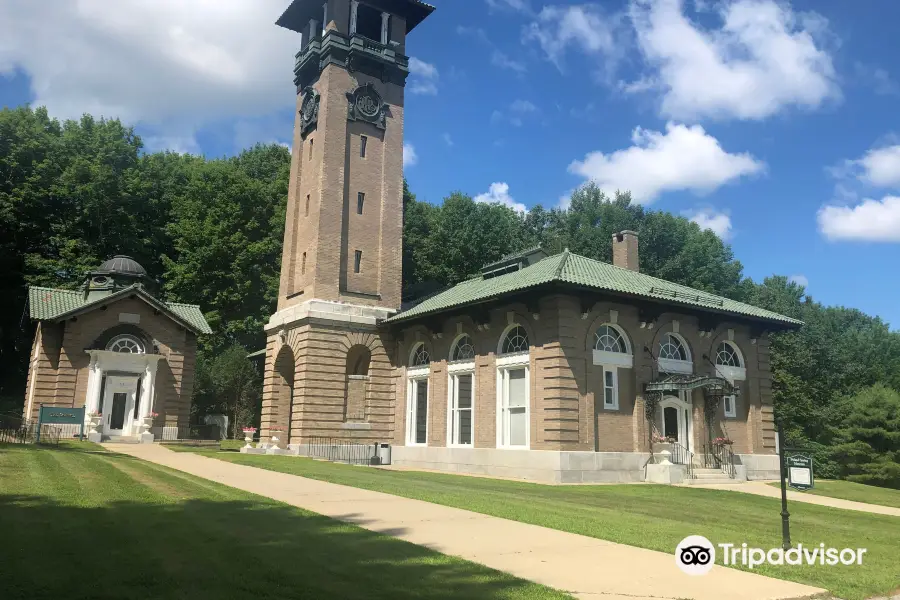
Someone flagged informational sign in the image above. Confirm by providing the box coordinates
[787,454,814,490]
[36,406,85,442]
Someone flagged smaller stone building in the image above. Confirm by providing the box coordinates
[23,256,211,442]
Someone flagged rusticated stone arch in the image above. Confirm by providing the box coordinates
[344,344,371,421]
[273,343,295,442]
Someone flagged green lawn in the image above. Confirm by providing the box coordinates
[768,479,900,509]
[0,442,569,600]
[185,448,899,600]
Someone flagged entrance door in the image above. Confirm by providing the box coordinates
[661,396,693,452]
[103,377,138,436]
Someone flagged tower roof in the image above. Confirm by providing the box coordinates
[276,0,435,34]
[97,255,147,277]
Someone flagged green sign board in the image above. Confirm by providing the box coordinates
[787,454,814,490]
[36,406,85,443]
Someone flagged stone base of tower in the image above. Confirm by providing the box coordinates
[260,299,397,448]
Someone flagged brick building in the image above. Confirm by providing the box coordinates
[24,256,211,442]
[257,0,802,483]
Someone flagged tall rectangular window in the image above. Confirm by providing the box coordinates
[724,394,737,418]
[449,372,473,446]
[354,250,362,273]
[357,192,365,215]
[360,135,367,157]
[603,368,618,410]
[301,252,307,275]
[309,138,314,161]
[305,194,310,217]
[407,377,428,445]
[499,366,528,447]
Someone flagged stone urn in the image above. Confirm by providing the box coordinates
[88,414,103,435]
[652,442,673,464]
[270,435,281,448]
[242,430,256,449]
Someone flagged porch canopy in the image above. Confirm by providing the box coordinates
[645,374,739,396]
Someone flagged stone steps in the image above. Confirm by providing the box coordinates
[685,467,743,485]
[101,435,140,444]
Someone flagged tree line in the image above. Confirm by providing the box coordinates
[1,106,897,487]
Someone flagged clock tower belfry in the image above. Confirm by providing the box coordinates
[260,0,434,447]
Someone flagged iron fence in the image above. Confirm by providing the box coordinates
[0,413,61,446]
[305,436,380,466]
[157,424,221,442]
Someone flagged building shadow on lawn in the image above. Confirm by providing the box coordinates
[0,492,564,600]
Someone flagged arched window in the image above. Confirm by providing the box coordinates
[450,335,475,362]
[410,342,430,367]
[658,333,688,361]
[106,335,144,354]
[657,333,691,374]
[594,325,628,353]
[500,325,529,355]
[715,342,742,368]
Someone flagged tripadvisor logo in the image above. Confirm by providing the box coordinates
[675,536,867,574]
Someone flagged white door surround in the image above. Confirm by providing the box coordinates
[84,350,163,439]
[660,394,693,453]
[102,376,138,435]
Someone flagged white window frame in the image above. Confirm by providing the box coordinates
[657,332,692,374]
[723,391,737,418]
[447,362,475,447]
[602,367,619,410]
[496,352,530,449]
[406,366,429,446]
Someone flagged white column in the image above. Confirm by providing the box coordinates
[350,0,358,35]
[141,357,160,421]
[83,352,103,415]
[381,12,389,44]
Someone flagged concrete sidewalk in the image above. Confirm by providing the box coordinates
[681,481,900,517]
[108,444,825,600]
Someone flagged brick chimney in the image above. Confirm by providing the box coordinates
[612,230,639,272]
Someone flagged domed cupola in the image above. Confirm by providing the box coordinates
[83,255,151,301]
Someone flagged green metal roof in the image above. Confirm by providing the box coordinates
[387,250,802,327]
[28,285,212,335]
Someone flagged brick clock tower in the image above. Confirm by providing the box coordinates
[261,0,434,447]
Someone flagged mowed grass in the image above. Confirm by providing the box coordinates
[0,442,570,600]
[767,479,900,510]
[187,448,899,600]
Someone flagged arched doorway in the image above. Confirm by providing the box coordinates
[660,395,693,453]
[345,345,371,422]
[273,345,295,442]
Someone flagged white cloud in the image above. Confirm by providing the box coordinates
[568,122,764,203]
[685,208,733,240]
[491,99,538,127]
[408,57,439,95]
[854,63,900,97]
[817,196,900,242]
[486,0,531,13]
[788,274,809,288]
[627,0,839,121]
[442,133,454,147]
[491,50,527,74]
[0,0,300,150]
[403,143,418,168]
[474,182,527,213]
[524,5,616,69]
[849,145,900,188]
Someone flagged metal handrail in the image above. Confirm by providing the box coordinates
[669,440,694,479]
[703,443,737,478]
[306,436,379,466]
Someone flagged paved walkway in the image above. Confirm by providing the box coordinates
[107,444,825,600]
[681,481,900,517]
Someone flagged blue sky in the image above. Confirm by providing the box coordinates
[2,0,899,327]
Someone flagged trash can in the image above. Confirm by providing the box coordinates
[376,443,392,466]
